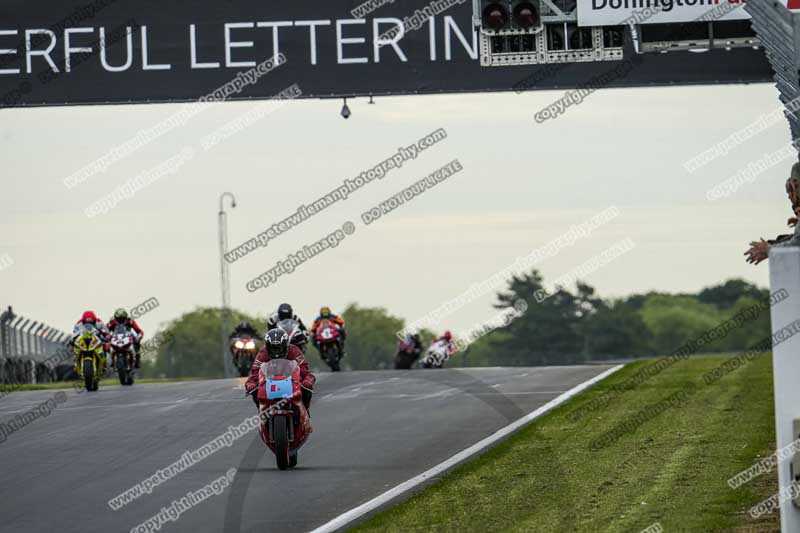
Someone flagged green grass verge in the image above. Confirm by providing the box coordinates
[0,376,210,392]
[352,354,779,533]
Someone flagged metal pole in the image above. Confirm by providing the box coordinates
[219,192,237,379]
[0,307,14,384]
[39,326,48,355]
[15,319,31,384]
[52,329,66,355]
[30,323,42,384]
[24,321,38,360]
[17,319,30,358]
[0,306,15,361]
[41,327,52,355]
[9,317,23,358]
[34,324,45,357]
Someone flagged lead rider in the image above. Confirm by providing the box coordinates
[245,328,316,411]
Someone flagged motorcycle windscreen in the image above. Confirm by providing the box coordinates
[277,319,297,332]
[277,319,302,342]
[76,323,95,335]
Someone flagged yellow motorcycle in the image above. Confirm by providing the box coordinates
[73,327,105,391]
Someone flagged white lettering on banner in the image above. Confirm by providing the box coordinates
[576,0,750,26]
[0,17,479,76]
[141,25,171,70]
[224,22,256,68]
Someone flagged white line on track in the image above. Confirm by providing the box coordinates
[308,364,625,533]
[0,397,242,415]
[154,397,188,413]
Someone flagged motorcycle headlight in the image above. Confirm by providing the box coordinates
[245,341,255,349]
[235,341,244,349]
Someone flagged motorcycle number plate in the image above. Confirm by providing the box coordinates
[322,329,333,340]
[266,378,293,400]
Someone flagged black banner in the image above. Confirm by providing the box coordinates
[0,0,772,107]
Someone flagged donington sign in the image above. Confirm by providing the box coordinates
[0,0,773,107]
[577,0,750,26]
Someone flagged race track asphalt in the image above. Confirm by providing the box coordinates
[0,365,615,533]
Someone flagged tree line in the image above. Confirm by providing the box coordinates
[456,271,772,367]
[140,269,772,377]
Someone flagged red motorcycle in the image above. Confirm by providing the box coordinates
[255,359,313,470]
[314,319,342,372]
[110,325,136,385]
[395,335,421,370]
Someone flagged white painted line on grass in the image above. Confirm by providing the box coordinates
[308,364,625,533]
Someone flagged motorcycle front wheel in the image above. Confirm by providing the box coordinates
[395,353,414,370]
[237,356,251,377]
[326,346,341,372]
[117,356,127,385]
[273,415,290,471]
[82,358,95,391]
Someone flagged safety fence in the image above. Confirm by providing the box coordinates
[0,306,71,385]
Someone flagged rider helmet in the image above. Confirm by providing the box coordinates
[114,308,128,322]
[81,311,98,324]
[277,303,293,321]
[237,320,253,332]
[320,306,331,319]
[443,330,452,341]
[265,328,289,359]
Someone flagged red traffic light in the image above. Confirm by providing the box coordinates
[513,2,540,29]
[482,3,509,31]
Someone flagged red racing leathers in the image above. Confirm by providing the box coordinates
[245,344,316,405]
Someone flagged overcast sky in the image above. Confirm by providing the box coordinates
[0,81,794,338]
